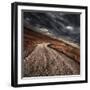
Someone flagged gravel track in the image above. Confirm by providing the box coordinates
[23,43,80,77]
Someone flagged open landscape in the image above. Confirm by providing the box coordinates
[23,26,80,77]
[22,11,80,77]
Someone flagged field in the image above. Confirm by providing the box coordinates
[22,26,80,77]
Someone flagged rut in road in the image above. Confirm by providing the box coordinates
[23,43,80,77]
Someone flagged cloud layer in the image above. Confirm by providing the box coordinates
[24,11,80,44]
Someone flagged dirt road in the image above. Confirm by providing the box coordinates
[23,43,80,77]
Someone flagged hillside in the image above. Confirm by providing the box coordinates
[23,26,80,77]
[24,26,80,63]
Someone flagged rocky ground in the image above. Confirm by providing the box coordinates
[22,27,80,77]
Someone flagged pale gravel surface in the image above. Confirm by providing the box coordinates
[23,43,80,77]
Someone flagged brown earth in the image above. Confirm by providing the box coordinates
[23,26,80,77]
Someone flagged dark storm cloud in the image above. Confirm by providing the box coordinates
[23,11,80,44]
